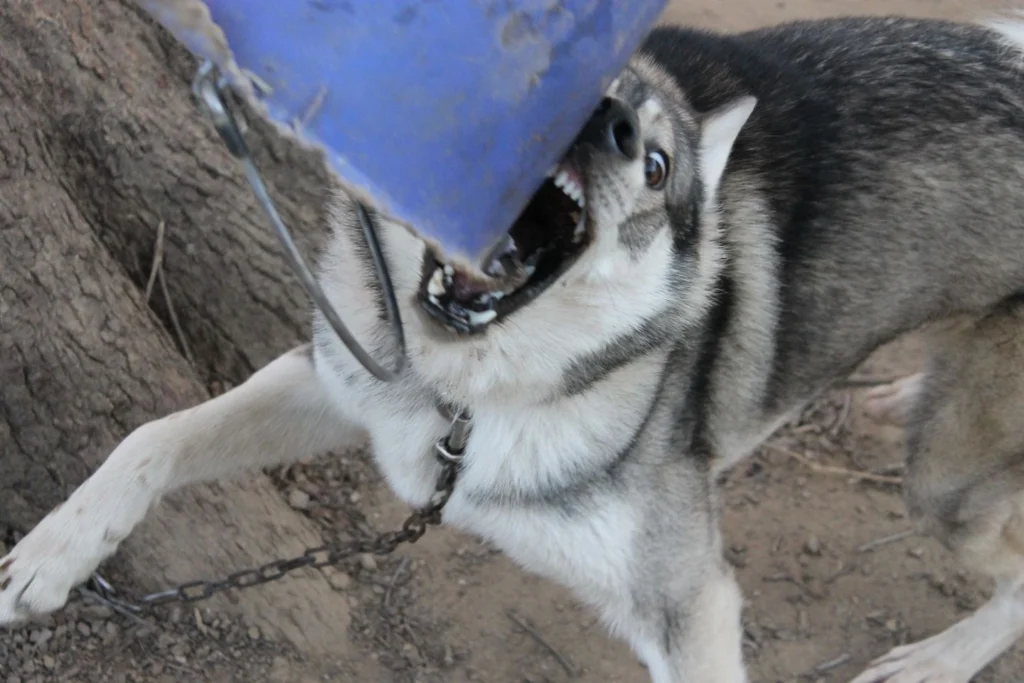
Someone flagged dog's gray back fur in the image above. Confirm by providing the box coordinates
[650,18,1024,448]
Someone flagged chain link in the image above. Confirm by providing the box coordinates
[75,412,469,615]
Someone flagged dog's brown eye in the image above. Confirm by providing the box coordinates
[644,150,668,189]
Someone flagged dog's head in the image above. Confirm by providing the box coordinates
[345,57,756,404]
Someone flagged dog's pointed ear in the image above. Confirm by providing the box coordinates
[699,96,757,196]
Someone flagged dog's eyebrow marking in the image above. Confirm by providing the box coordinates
[618,77,650,110]
[639,98,663,120]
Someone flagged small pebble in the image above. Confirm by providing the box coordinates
[804,535,822,556]
[81,605,113,621]
[288,489,311,510]
[798,610,810,631]
[327,571,352,591]
[402,642,424,666]
[247,626,261,641]
[76,622,91,637]
[157,633,177,651]
[28,629,52,646]
[268,656,290,683]
[358,554,378,572]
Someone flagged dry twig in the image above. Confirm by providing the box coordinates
[506,610,580,677]
[144,220,195,366]
[814,652,851,672]
[764,443,903,486]
[158,269,195,367]
[857,529,917,553]
[144,220,166,302]
[836,375,900,389]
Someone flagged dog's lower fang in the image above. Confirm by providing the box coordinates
[570,210,585,242]
[427,268,446,297]
[466,308,497,326]
[482,235,520,278]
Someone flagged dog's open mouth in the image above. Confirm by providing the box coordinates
[418,157,589,334]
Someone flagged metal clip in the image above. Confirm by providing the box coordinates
[190,61,407,383]
[434,410,472,464]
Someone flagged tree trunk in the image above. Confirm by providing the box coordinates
[0,0,357,658]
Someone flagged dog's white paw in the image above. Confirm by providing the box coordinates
[0,506,119,625]
[850,640,966,683]
[853,583,1024,683]
[862,373,923,427]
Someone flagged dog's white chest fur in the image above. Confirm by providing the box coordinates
[314,348,664,598]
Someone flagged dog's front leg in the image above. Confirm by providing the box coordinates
[619,560,747,683]
[601,477,747,683]
[0,344,362,624]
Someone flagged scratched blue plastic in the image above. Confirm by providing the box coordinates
[146,0,667,259]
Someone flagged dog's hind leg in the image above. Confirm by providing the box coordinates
[0,344,364,625]
[853,306,1024,683]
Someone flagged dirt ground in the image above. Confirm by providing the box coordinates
[4,0,1024,682]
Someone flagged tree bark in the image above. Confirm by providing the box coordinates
[1,0,357,658]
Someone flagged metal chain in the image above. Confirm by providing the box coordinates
[74,411,471,615]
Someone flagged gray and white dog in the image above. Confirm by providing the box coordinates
[5,10,1024,683]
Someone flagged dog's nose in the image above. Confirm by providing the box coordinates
[580,97,641,160]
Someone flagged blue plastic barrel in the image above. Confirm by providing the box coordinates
[139,0,667,261]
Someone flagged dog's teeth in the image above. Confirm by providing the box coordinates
[485,260,506,278]
[554,170,570,191]
[524,264,536,278]
[427,267,446,297]
[467,308,497,326]
[483,234,518,277]
[442,264,454,277]
[572,208,586,241]
[554,166,586,206]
